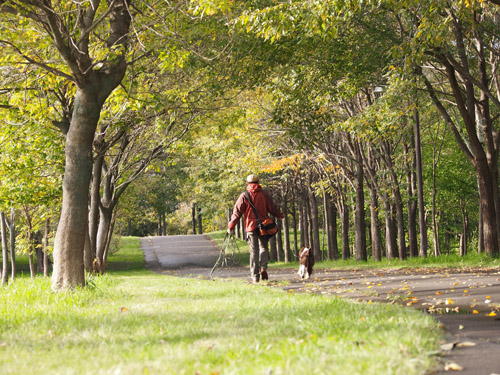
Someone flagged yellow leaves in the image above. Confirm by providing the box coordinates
[472,310,479,314]
[120,307,129,313]
[262,154,304,174]
[444,362,463,371]
[486,311,497,317]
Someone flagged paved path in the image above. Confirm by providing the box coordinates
[140,235,500,375]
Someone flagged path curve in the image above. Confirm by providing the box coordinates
[140,235,500,375]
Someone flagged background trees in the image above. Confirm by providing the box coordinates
[1,0,499,288]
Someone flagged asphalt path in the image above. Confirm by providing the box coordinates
[140,234,500,375]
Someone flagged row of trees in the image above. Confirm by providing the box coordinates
[1,0,500,289]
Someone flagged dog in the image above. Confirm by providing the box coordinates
[297,246,314,280]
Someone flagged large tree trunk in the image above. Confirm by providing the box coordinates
[476,159,499,256]
[51,89,103,290]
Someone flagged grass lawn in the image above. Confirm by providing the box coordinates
[0,236,442,375]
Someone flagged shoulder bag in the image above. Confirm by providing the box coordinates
[245,191,278,239]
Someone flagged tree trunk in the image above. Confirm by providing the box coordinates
[368,186,382,261]
[283,188,291,263]
[414,106,429,257]
[44,218,50,277]
[51,89,103,290]
[432,157,442,256]
[35,232,44,274]
[88,154,103,267]
[276,218,283,262]
[299,194,308,248]
[269,234,277,261]
[460,200,468,256]
[192,205,197,234]
[96,205,113,272]
[384,197,398,259]
[197,207,202,234]
[1,212,8,286]
[405,142,418,258]
[340,197,350,260]
[307,176,321,261]
[476,159,499,256]
[9,208,15,281]
[84,215,94,272]
[103,211,117,266]
[326,195,339,260]
[477,199,484,253]
[291,192,299,260]
[354,160,367,261]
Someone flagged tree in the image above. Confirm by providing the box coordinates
[0,0,132,289]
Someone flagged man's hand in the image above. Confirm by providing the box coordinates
[227,228,234,235]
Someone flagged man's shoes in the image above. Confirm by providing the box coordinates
[260,268,268,281]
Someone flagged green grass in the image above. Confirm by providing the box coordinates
[0,236,442,375]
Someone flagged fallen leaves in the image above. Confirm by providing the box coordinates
[444,362,463,371]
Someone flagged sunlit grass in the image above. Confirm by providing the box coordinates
[0,236,442,375]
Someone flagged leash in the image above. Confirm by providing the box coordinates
[210,232,241,280]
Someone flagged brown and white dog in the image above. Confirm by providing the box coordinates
[298,246,314,280]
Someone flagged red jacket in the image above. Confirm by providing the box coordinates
[228,183,284,233]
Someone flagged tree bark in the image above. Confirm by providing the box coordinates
[1,212,8,286]
[88,154,103,268]
[325,192,339,260]
[269,233,277,261]
[340,196,350,260]
[43,218,50,277]
[354,158,367,261]
[291,188,299,260]
[405,141,418,258]
[192,205,197,234]
[368,186,382,261]
[276,218,283,262]
[282,187,291,262]
[307,175,321,261]
[414,105,428,257]
[52,89,103,289]
[9,208,15,281]
[384,197,398,259]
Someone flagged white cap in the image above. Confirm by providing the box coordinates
[246,174,259,183]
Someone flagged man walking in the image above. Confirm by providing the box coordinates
[227,174,284,283]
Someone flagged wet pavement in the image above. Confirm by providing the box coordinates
[140,234,500,375]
